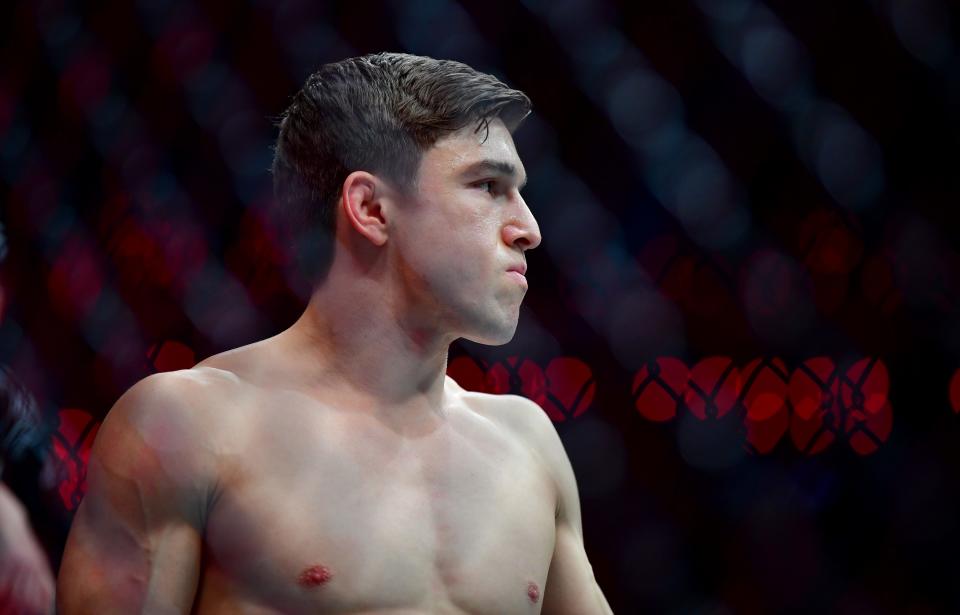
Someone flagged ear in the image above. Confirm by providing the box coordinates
[340,171,388,247]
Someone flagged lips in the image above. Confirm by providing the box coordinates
[506,270,528,288]
[505,263,528,289]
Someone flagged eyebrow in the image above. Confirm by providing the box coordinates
[461,159,528,190]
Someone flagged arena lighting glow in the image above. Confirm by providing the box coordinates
[451,354,893,455]
[450,355,596,422]
[51,408,99,512]
[50,349,906,513]
[24,1,269,363]
[950,368,960,415]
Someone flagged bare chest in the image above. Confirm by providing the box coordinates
[197,406,557,614]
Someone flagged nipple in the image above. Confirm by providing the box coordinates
[527,581,540,603]
[298,564,333,588]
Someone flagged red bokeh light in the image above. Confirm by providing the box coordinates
[145,340,196,373]
[844,402,893,455]
[950,368,960,414]
[51,408,100,512]
[446,355,489,393]
[685,356,741,420]
[543,357,595,422]
[740,358,789,454]
[485,356,547,407]
[788,357,839,421]
[747,407,789,454]
[798,210,863,276]
[740,358,788,422]
[442,354,900,455]
[841,357,889,415]
[447,356,593,422]
[632,358,689,423]
[798,211,863,316]
[788,357,841,455]
[790,403,838,455]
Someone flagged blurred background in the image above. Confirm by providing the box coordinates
[2,0,960,612]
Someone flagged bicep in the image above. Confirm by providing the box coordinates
[57,378,208,614]
[522,399,611,614]
[541,521,610,614]
[540,485,613,614]
[57,460,203,614]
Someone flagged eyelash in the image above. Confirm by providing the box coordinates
[475,180,497,194]
[473,180,525,198]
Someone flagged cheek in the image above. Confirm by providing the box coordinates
[422,239,493,299]
[397,203,500,285]
[446,224,499,276]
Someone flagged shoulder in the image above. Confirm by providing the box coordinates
[447,378,585,523]
[446,376,567,478]
[60,371,222,610]
[94,367,243,486]
[103,367,240,436]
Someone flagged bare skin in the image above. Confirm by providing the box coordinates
[57,119,613,614]
[0,481,54,614]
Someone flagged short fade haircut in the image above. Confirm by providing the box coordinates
[271,52,532,293]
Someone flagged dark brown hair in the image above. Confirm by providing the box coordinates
[271,52,531,292]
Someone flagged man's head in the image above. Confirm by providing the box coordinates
[271,52,532,292]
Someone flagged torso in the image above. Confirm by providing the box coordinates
[186,350,558,614]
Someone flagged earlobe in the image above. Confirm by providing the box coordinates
[341,171,388,246]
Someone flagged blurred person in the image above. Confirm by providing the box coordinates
[0,480,54,614]
[58,53,613,614]
[0,224,59,614]
[0,366,57,615]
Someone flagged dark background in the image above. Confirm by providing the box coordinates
[2,0,960,612]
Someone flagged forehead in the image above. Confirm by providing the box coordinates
[418,118,523,181]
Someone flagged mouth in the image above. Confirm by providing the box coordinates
[506,270,528,289]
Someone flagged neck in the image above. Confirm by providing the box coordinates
[279,267,454,419]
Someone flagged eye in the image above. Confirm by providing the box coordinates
[474,180,496,194]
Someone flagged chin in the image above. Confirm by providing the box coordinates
[461,320,519,346]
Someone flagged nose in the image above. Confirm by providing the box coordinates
[502,193,542,251]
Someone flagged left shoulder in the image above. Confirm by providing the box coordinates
[458,388,587,538]
[446,376,566,472]
[490,393,563,459]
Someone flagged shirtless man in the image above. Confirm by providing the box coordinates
[57,52,613,614]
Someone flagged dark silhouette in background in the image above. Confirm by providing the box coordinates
[0,259,59,613]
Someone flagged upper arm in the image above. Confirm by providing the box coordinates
[507,396,613,615]
[57,373,216,614]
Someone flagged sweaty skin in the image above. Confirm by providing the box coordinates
[57,119,613,614]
